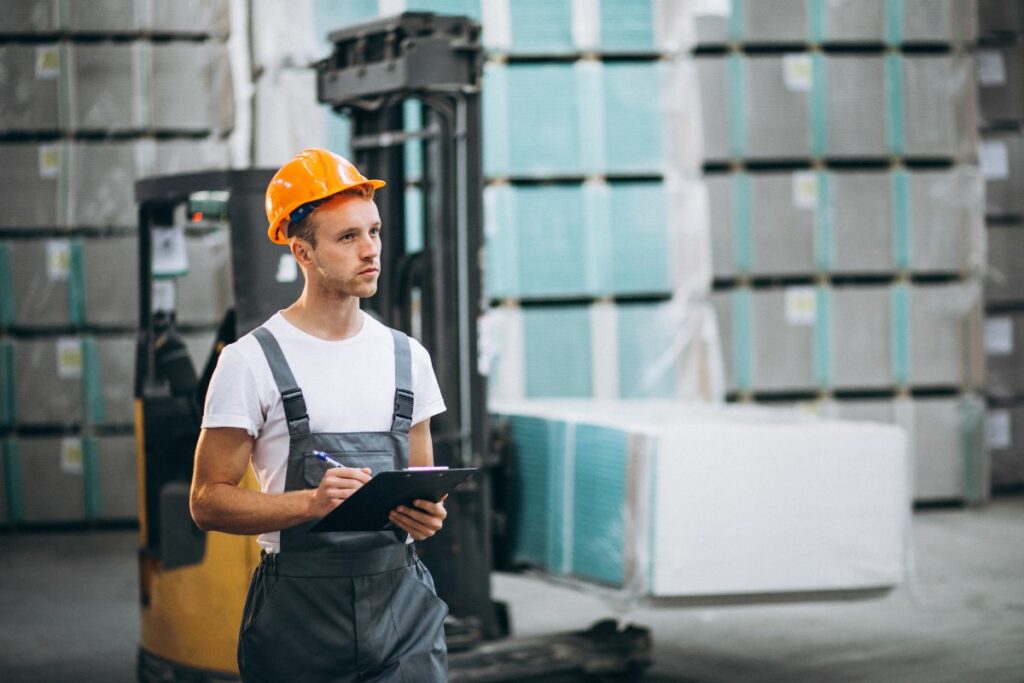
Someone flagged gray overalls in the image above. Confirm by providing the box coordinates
[237,326,448,683]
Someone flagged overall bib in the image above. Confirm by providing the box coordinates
[237,327,449,683]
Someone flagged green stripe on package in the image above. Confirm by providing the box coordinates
[731,288,753,391]
[884,53,905,155]
[889,283,910,385]
[958,397,986,503]
[807,0,825,44]
[82,437,100,520]
[891,169,911,270]
[813,170,833,271]
[813,286,832,388]
[81,337,105,425]
[727,54,747,158]
[68,240,85,325]
[0,340,14,429]
[809,53,827,157]
[3,438,23,523]
[733,172,752,274]
[884,0,906,46]
[727,0,745,41]
[0,243,13,327]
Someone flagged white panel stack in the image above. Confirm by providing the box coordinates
[494,400,908,599]
[976,0,1024,492]
[0,0,232,526]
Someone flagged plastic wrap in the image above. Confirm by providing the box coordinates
[12,336,84,427]
[482,298,724,403]
[492,399,909,602]
[985,225,1024,307]
[980,130,1024,218]
[712,282,984,393]
[689,0,977,46]
[821,395,988,503]
[977,44,1024,126]
[708,166,985,277]
[987,405,1024,489]
[985,312,1024,400]
[696,52,976,162]
[0,434,137,524]
[148,42,234,133]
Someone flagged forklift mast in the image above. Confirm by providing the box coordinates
[316,12,500,642]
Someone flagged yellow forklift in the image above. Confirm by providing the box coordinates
[134,13,650,682]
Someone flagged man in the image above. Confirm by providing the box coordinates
[190,148,450,682]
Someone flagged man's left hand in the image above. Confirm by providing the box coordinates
[388,495,447,541]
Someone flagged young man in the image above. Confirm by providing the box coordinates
[190,148,449,682]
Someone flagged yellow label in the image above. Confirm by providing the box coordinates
[47,240,71,281]
[61,438,84,474]
[36,45,60,79]
[39,144,61,179]
[785,287,817,326]
[57,337,83,379]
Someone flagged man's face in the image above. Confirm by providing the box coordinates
[303,195,382,300]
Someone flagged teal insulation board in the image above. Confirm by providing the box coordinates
[522,306,593,398]
[507,0,575,54]
[508,415,569,570]
[570,424,628,586]
[599,0,657,52]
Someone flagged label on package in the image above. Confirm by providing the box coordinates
[38,144,61,179]
[56,337,83,379]
[985,317,1013,355]
[976,50,1006,86]
[35,45,59,79]
[986,411,1011,450]
[978,141,1010,180]
[152,225,189,277]
[46,240,71,281]
[151,279,176,313]
[785,287,817,326]
[275,253,298,283]
[792,171,818,210]
[61,438,84,475]
[691,0,731,16]
[783,54,813,92]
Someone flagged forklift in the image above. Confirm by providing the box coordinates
[134,13,650,682]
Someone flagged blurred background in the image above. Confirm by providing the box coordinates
[0,0,1022,682]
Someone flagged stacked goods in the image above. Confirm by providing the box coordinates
[493,400,908,600]
[0,0,233,527]
[296,0,719,402]
[692,0,987,503]
[977,0,1024,491]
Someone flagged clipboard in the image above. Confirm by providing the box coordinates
[310,468,478,532]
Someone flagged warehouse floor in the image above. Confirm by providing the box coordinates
[1,496,1022,683]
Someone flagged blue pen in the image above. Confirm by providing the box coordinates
[313,450,344,468]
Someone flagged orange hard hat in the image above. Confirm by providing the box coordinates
[265,148,385,244]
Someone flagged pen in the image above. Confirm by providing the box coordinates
[313,450,344,468]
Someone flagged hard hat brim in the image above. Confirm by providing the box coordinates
[266,179,386,245]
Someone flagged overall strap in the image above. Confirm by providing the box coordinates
[390,329,414,434]
[252,327,310,438]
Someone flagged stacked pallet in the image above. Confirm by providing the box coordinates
[301,0,715,402]
[492,399,908,600]
[695,0,988,504]
[0,0,233,527]
[976,0,1024,491]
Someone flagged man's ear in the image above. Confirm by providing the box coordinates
[291,239,313,266]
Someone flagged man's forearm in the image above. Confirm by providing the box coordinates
[191,483,316,535]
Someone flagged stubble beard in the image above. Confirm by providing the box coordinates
[314,265,377,300]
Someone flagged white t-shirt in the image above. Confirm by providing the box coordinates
[202,310,446,551]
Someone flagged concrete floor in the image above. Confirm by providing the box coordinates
[1,497,1022,683]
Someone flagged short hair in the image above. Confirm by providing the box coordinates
[287,184,376,247]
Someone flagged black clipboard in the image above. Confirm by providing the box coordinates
[310,468,478,532]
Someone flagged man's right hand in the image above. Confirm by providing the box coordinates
[310,467,372,518]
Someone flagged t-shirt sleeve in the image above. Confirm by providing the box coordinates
[201,345,265,437]
[409,338,446,426]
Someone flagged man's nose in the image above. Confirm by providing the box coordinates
[360,234,379,259]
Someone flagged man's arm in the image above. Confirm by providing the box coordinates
[390,418,447,540]
[189,426,371,534]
